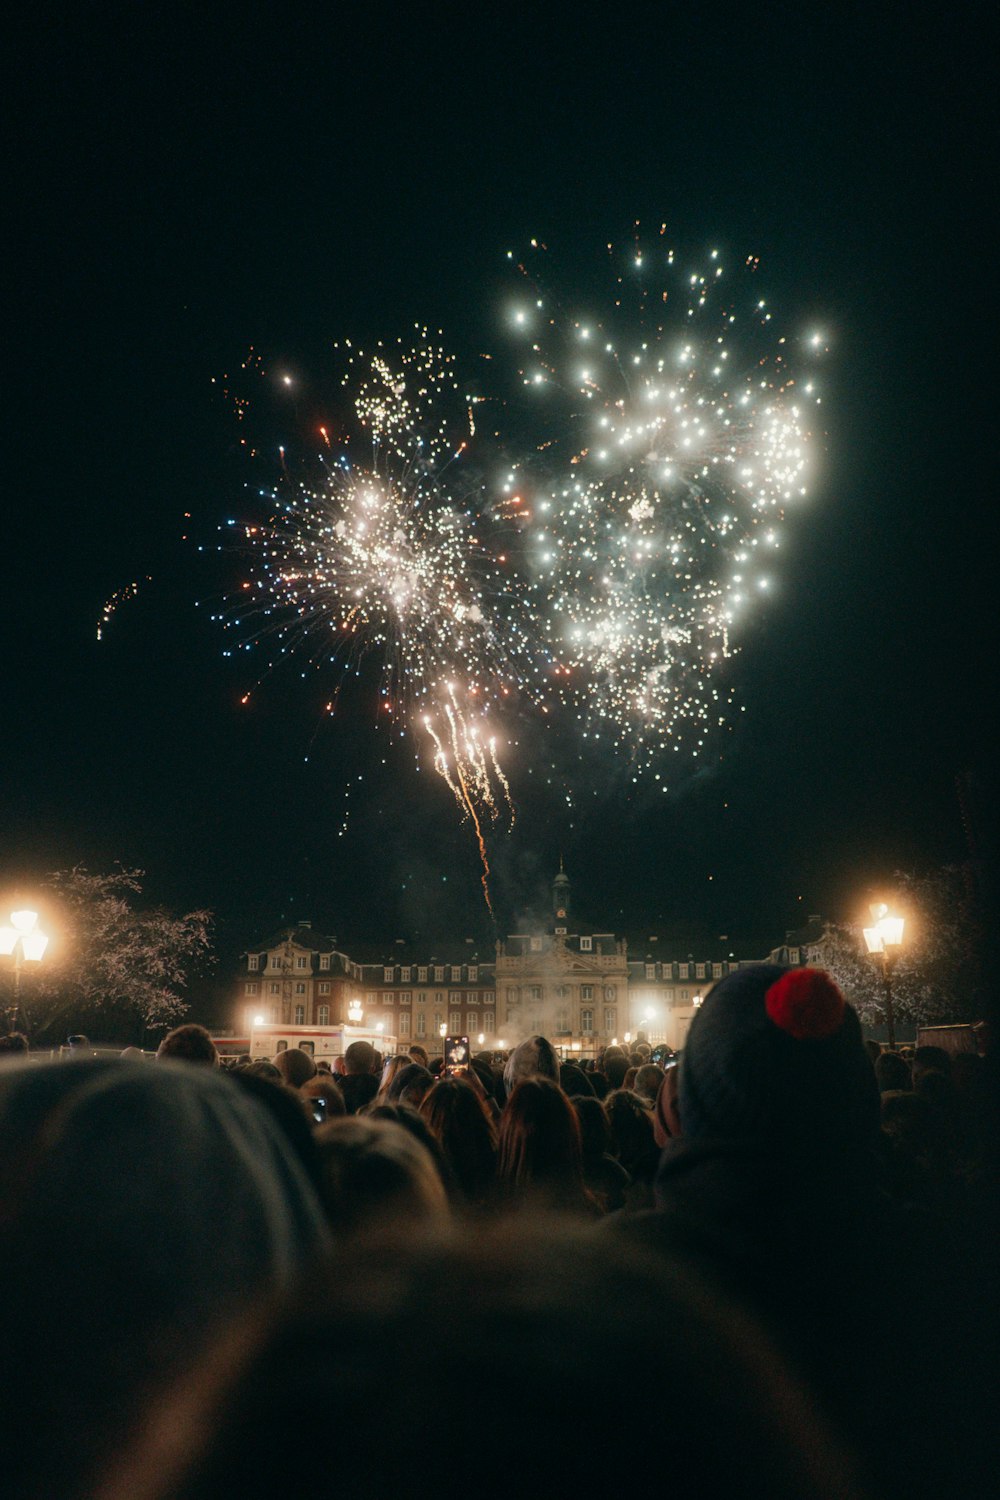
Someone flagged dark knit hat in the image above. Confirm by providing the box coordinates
[679,965,879,1154]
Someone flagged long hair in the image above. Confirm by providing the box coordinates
[419,1077,497,1206]
[497,1078,593,1214]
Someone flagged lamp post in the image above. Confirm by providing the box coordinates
[0,907,50,1033]
[863,903,905,1051]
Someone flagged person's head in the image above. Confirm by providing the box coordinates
[313,1116,450,1236]
[559,1061,594,1098]
[677,966,878,1163]
[408,1044,430,1069]
[0,1031,30,1055]
[377,1054,409,1098]
[604,1089,657,1176]
[343,1040,377,1077]
[0,1059,328,1500]
[633,1063,663,1105]
[571,1095,613,1160]
[601,1046,629,1089]
[96,1221,862,1500]
[156,1024,219,1068]
[419,1077,497,1204]
[503,1035,560,1093]
[273,1048,317,1091]
[497,1077,587,1206]
[912,1046,952,1085]
[300,1075,346,1121]
[386,1062,434,1109]
[874,1051,912,1093]
[652,1065,682,1147]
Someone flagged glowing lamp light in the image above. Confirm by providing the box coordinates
[347,998,363,1023]
[376,1022,385,1033]
[0,927,17,957]
[863,904,905,956]
[254,1015,265,1027]
[439,1023,447,1037]
[477,1033,485,1045]
[20,931,48,962]
[10,910,39,934]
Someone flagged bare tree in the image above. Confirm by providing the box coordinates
[15,867,213,1042]
[815,865,984,1027]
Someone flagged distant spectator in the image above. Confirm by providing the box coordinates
[573,1095,629,1214]
[559,1061,595,1098]
[874,1051,912,1093]
[314,1116,450,1236]
[273,1047,317,1091]
[376,1054,410,1102]
[912,1046,951,1085]
[156,1024,219,1068]
[502,1035,560,1094]
[119,1047,145,1063]
[634,1063,663,1105]
[601,1045,629,1089]
[408,1044,430,1068]
[300,1075,346,1120]
[604,1089,659,1209]
[497,1077,597,1216]
[419,1077,497,1208]
[385,1062,434,1110]
[0,1031,29,1055]
[340,1040,379,1114]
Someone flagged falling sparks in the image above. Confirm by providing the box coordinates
[97,578,151,641]
[502,228,824,767]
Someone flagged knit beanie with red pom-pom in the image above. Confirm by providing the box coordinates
[678,965,879,1154]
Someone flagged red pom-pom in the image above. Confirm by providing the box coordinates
[765,968,845,1040]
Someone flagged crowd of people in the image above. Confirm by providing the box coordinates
[0,966,995,1499]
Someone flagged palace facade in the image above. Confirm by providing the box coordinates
[237,867,820,1054]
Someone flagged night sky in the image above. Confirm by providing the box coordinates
[5,6,994,979]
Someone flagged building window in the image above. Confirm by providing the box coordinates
[245,981,259,995]
[318,981,330,994]
[296,956,308,970]
[466,1013,477,1034]
[680,989,689,1001]
[434,967,445,983]
[366,992,376,1006]
[318,1005,330,1025]
[604,1007,616,1032]
[295,982,306,996]
[483,1010,495,1032]
[466,991,478,1004]
[604,985,616,1002]
[451,966,461,982]
[665,987,675,1003]
[399,1013,411,1037]
[449,1011,462,1032]
[449,990,462,1003]
[581,984,593,1001]
[556,1009,568,1032]
[320,954,330,970]
[416,1012,426,1037]
[247,955,259,971]
[415,992,426,1005]
[529,985,541,1001]
[469,965,478,981]
[433,1012,442,1034]
[401,966,411,982]
[397,990,410,1004]
[645,963,656,979]
[381,991,392,1006]
[507,987,516,1004]
[294,1005,305,1024]
[435,990,445,1005]
[484,990,494,1003]
[680,963,690,979]
[580,936,592,952]
[581,1008,594,1033]
[384,967,394,983]
[789,947,801,965]
[712,963,723,978]
[695,963,706,979]
[271,957,282,970]
[530,937,542,952]
[418,967,428,982]
[269,983,280,996]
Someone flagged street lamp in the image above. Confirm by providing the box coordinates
[347,997,363,1024]
[0,907,50,1032]
[863,903,905,1050]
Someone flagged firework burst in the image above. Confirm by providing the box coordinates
[501,230,826,770]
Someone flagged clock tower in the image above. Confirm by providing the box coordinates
[552,859,571,930]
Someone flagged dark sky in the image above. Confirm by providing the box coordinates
[4,4,994,969]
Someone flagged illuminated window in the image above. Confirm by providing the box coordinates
[696,963,706,979]
[294,1005,304,1024]
[581,1008,594,1032]
[604,1007,616,1032]
[245,982,258,995]
[581,984,593,1000]
[318,981,330,994]
[483,1010,495,1031]
[296,956,308,970]
[399,990,411,1004]
[416,1012,426,1037]
[449,1011,461,1032]
[247,956,259,971]
[451,966,462,982]
[399,1013,411,1037]
[645,963,656,979]
[449,990,462,1003]
[580,936,592,952]
[418,967,428,982]
[401,967,411,983]
[712,963,722,978]
[318,1005,329,1025]
[679,964,690,979]
[269,983,280,996]
[295,982,306,995]
[466,1012,477,1033]
[435,967,445,982]
[384,967,394,983]
[469,965,478,981]
[320,954,330,970]
[530,937,542,952]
